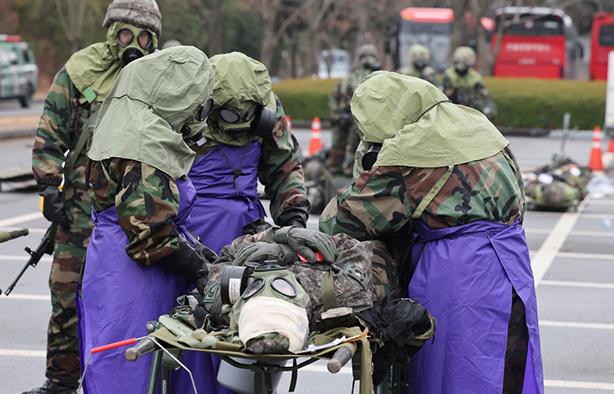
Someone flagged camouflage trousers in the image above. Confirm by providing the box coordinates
[327,123,361,174]
[503,289,529,393]
[46,203,92,388]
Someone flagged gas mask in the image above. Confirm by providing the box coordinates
[212,100,276,140]
[413,58,428,71]
[226,263,310,354]
[360,55,381,71]
[361,143,382,171]
[115,23,156,66]
[179,97,214,148]
[454,61,469,76]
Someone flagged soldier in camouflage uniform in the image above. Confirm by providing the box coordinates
[27,1,161,393]
[326,44,381,176]
[441,46,496,120]
[397,44,437,85]
[83,46,216,394]
[320,72,544,393]
[188,52,309,253]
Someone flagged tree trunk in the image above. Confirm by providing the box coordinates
[207,0,223,54]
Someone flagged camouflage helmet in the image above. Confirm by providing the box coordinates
[357,44,379,60]
[103,0,162,37]
[453,46,476,66]
[409,44,431,63]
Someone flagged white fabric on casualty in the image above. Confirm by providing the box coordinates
[238,296,309,353]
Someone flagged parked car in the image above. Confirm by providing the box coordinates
[0,35,37,107]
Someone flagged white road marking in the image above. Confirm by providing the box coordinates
[0,212,42,227]
[579,213,614,220]
[0,293,49,301]
[540,320,614,331]
[558,252,614,261]
[531,201,586,286]
[586,199,614,206]
[0,226,46,234]
[525,228,614,237]
[0,349,45,358]
[0,254,52,263]
[541,280,614,289]
[544,379,614,390]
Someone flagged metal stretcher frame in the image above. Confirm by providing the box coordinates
[144,326,372,394]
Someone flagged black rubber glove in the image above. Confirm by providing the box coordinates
[276,207,309,228]
[233,241,294,266]
[158,237,214,293]
[41,186,72,228]
[273,226,336,263]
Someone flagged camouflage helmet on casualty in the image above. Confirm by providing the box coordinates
[103,0,162,37]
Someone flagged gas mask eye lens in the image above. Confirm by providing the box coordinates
[219,108,240,123]
[117,29,134,47]
[137,30,153,50]
[241,279,264,299]
[271,278,297,298]
[244,105,257,122]
[197,98,213,121]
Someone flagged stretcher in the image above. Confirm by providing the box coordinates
[88,317,373,394]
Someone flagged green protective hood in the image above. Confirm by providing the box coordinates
[88,46,215,179]
[65,22,158,102]
[350,71,508,168]
[205,52,276,146]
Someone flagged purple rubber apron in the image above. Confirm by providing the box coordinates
[187,141,266,254]
[172,142,265,394]
[78,178,195,394]
[406,166,544,393]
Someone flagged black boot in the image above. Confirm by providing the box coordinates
[21,380,77,394]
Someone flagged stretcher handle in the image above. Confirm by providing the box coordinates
[91,338,138,354]
[327,342,356,373]
[125,337,158,361]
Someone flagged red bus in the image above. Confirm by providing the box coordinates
[492,7,582,79]
[590,12,614,80]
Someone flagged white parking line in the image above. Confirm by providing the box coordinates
[0,293,49,301]
[541,280,614,289]
[540,320,614,331]
[526,228,614,237]
[0,349,45,358]
[558,252,614,261]
[531,201,586,286]
[579,213,614,220]
[0,212,42,227]
[544,379,614,391]
[0,254,52,263]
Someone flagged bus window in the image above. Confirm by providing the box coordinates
[600,25,614,47]
[500,15,564,36]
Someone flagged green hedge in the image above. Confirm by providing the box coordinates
[273,77,607,130]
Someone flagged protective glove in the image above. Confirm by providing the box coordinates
[41,186,72,228]
[273,226,336,263]
[158,237,214,293]
[233,241,294,266]
[276,207,309,228]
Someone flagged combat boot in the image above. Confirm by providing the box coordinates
[21,380,77,394]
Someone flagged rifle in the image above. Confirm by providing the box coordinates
[1,223,57,296]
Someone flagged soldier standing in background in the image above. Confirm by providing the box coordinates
[26,1,161,393]
[397,44,437,85]
[441,46,496,120]
[326,44,380,176]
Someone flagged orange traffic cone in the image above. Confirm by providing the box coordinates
[285,115,292,133]
[588,126,604,172]
[308,117,323,156]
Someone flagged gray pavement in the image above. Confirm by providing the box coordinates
[0,133,613,393]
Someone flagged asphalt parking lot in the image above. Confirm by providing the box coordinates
[0,130,613,393]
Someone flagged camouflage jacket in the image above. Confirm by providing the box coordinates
[328,66,372,122]
[203,229,399,329]
[32,68,101,192]
[320,148,525,245]
[441,67,490,111]
[197,97,308,224]
[87,158,182,266]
